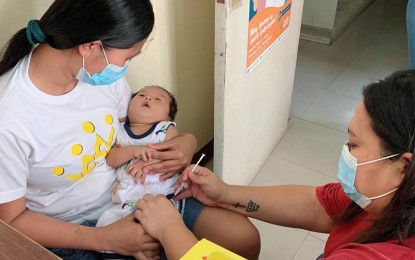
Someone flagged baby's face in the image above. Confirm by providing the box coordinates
[128,86,171,124]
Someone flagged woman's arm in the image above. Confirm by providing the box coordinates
[0,197,160,258]
[220,185,333,232]
[135,194,198,260]
[176,166,334,233]
[143,133,197,179]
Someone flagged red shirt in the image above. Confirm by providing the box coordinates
[316,183,415,259]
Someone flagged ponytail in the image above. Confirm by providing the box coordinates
[0,28,33,76]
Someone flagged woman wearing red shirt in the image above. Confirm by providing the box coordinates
[135,70,415,259]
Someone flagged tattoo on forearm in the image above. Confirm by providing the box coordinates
[233,202,245,209]
[246,200,260,212]
[232,200,260,212]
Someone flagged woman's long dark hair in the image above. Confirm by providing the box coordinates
[0,0,154,76]
[339,70,415,244]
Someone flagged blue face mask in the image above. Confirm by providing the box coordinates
[337,142,399,209]
[76,45,130,86]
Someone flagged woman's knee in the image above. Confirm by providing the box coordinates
[236,217,261,260]
[192,206,260,259]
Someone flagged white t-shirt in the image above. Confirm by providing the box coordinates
[0,52,131,224]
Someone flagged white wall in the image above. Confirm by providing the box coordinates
[171,1,215,150]
[0,1,53,46]
[0,0,215,151]
[302,0,337,30]
[300,0,374,44]
[215,0,304,184]
[127,1,215,151]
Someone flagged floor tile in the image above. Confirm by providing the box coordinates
[250,156,336,186]
[290,55,346,117]
[298,39,308,48]
[294,55,345,92]
[334,11,382,47]
[272,119,347,178]
[287,116,298,130]
[349,44,408,75]
[292,235,326,260]
[290,79,322,117]
[366,27,408,56]
[299,39,364,67]
[309,231,330,242]
[326,67,382,99]
[300,90,360,132]
[251,219,308,260]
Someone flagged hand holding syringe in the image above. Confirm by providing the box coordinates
[174,153,206,196]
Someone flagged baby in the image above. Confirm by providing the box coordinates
[97,85,182,228]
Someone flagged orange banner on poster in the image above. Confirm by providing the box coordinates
[247,1,292,72]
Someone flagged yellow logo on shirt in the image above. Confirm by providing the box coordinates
[52,114,115,182]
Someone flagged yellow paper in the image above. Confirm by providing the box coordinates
[181,238,247,260]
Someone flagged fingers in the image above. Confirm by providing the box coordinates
[145,150,153,162]
[128,165,144,183]
[143,160,182,175]
[136,194,171,212]
[147,141,175,151]
[187,170,202,186]
[187,167,213,186]
[143,249,161,259]
[140,149,154,163]
[122,212,136,221]
[190,164,207,175]
[133,251,147,260]
[141,152,148,162]
[135,207,143,221]
[134,247,161,260]
[181,164,203,181]
[140,172,147,184]
[148,150,184,162]
[137,193,153,205]
[173,188,192,200]
[143,135,196,175]
[128,164,139,176]
[140,241,161,251]
[135,201,148,224]
[136,194,156,212]
[174,178,181,189]
[158,171,177,181]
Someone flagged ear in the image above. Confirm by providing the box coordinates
[78,41,101,58]
[400,152,413,174]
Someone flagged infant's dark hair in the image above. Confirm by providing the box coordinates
[132,85,178,120]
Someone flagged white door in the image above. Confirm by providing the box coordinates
[214,0,304,184]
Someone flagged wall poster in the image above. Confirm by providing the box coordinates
[247,0,292,72]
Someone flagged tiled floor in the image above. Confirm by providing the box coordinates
[249,0,409,259]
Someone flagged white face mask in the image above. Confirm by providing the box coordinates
[337,142,399,209]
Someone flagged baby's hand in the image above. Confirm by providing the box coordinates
[128,159,148,184]
[132,146,155,162]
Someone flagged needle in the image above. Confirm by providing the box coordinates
[174,153,206,196]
